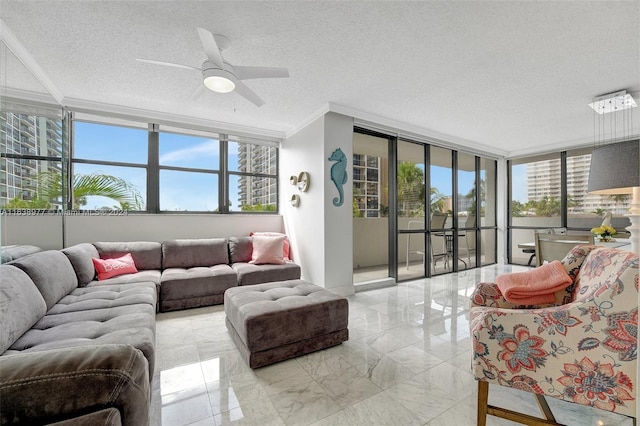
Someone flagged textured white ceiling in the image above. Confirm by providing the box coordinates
[1,1,638,156]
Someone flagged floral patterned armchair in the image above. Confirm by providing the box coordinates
[470,245,638,425]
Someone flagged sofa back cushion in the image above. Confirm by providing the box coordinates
[10,250,78,310]
[0,265,47,353]
[93,241,162,271]
[162,238,229,269]
[61,243,99,286]
[1,245,42,264]
[229,237,253,263]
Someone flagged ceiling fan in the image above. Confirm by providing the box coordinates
[137,27,289,107]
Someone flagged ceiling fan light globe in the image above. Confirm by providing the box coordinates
[204,76,235,93]
[202,67,236,93]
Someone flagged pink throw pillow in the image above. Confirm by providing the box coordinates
[92,253,138,280]
[250,232,291,260]
[250,235,286,265]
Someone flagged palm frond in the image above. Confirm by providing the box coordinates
[72,173,143,210]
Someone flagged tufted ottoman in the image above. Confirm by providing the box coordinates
[224,279,349,368]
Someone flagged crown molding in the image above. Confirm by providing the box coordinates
[1,87,60,106]
[328,102,508,158]
[63,97,285,141]
[284,103,331,139]
[0,19,64,104]
[506,129,640,159]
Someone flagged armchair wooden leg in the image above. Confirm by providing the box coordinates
[477,381,489,426]
[478,379,563,425]
[534,394,556,422]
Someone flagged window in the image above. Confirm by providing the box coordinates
[228,140,278,212]
[1,107,64,210]
[73,121,147,211]
[353,154,385,218]
[508,149,631,265]
[159,131,220,212]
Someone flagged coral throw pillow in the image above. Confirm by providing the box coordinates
[92,253,138,280]
[250,232,291,260]
[250,235,286,265]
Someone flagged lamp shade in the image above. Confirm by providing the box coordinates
[587,139,640,195]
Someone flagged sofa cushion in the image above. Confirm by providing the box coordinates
[0,265,47,354]
[45,282,157,317]
[162,238,229,269]
[0,345,149,426]
[6,284,157,376]
[10,251,78,310]
[229,237,253,263]
[160,265,237,303]
[61,243,99,286]
[86,270,161,287]
[232,262,301,286]
[93,241,162,270]
[1,245,42,263]
[47,407,122,426]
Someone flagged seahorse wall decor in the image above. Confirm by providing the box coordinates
[328,147,348,206]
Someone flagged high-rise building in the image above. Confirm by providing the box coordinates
[236,143,277,209]
[0,112,63,207]
[527,155,629,214]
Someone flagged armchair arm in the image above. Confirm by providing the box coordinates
[0,344,149,426]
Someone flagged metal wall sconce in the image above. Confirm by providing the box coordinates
[289,172,309,208]
[296,172,310,192]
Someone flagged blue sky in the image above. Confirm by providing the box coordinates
[74,122,480,210]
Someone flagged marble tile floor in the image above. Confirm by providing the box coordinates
[150,264,634,426]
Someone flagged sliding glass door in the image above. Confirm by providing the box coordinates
[397,140,427,281]
[352,131,390,284]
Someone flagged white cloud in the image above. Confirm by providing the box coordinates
[160,140,218,164]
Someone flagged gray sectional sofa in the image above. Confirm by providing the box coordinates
[0,236,301,425]
[60,238,301,312]
[0,251,156,425]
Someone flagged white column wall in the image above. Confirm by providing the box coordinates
[323,112,354,295]
[281,112,355,296]
[281,116,327,286]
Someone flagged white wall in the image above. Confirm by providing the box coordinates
[1,213,283,248]
[281,112,355,296]
[323,112,354,295]
[1,215,63,249]
[281,116,327,285]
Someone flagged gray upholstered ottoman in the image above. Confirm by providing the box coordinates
[224,280,349,368]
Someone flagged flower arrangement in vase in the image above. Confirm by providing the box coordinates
[590,225,616,242]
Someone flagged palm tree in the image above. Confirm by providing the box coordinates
[4,171,143,210]
[607,194,630,214]
[397,162,425,216]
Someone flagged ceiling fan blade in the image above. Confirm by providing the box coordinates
[234,81,264,107]
[188,83,205,100]
[234,66,289,80]
[197,27,224,68]
[136,58,199,71]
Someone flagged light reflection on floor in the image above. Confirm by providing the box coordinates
[151,264,634,425]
